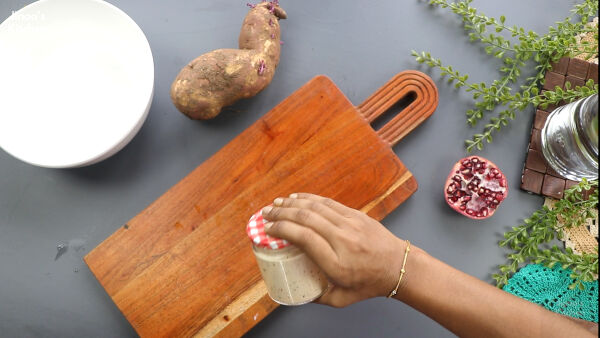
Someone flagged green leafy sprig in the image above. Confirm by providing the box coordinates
[493,179,599,290]
[532,79,599,110]
[413,0,599,152]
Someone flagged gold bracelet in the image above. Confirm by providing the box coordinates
[387,240,411,298]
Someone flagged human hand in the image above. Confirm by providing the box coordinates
[261,193,407,307]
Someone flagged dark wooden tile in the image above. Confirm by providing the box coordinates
[543,72,565,91]
[565,75,586,89]
[529,129,542,151]
[567,58,590,79]
[521,169,545,194]
[587,63,598,84]
[534,110,550,130]
[583,187,597,200]
[542,175,566,199]
[565,180,579,191]
[525,149,547,173]
[550,57,570,75]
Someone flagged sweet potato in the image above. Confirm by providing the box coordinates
[170,1,287,120]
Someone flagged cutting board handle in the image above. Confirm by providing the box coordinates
[358,70,438,147]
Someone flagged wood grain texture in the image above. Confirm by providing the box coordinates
[84,72,438,337]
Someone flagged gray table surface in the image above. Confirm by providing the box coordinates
[0,0,578,337]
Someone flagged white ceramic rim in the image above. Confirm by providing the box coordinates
[0,0,154,168]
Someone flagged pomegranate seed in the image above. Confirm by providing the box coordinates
[459,204,467,211]
[478,187,485,195]
[461,168,471,175]
[461,159,470,166]
[463,196,471,202]
[485,188,491,195]
[466,209,475,215]
[447,184,455,194]
[472,157,479,163]
[481,162,487,169]
[482,208,488,217]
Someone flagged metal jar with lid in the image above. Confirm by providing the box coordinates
[246,207,328,305]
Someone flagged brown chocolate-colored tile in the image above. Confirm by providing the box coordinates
[567,58,590,79]
[564,180,595,200]
[530,129,542,151]
[534,110,550,129]
[525,149,547,173]
[542,175,566,199]
[582,187,597,200]
[565,180,579,191]
[587,63,598,84]
[565,75,586,89]
[543,72,565,91]
[521,169,545,194]
[550,57,570,75]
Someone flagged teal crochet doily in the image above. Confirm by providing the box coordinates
[503,264,598,322]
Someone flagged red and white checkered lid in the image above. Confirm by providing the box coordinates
[246,206,290,250]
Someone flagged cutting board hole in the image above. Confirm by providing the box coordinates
[370,91,416,132]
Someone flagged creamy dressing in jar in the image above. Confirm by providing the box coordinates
[246,207,328,305]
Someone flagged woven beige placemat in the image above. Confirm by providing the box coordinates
[545,198,598,256]
[574,17,598,64]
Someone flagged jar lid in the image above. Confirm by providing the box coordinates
[246,206,290,249]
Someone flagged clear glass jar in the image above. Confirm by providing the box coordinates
[252,244,328,305]
[541,94,598,181]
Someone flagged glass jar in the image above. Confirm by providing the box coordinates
[252,244,328,305]
[541,94,598,181]
[246,207,328,305]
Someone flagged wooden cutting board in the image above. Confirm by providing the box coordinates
[84,70,438,337]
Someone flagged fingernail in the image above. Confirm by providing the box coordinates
[264,222,273,230]
[289,193,298,199]
[262,206,273,216]
[273,197,284,206]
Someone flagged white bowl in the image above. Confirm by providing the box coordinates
[0,0,154,168]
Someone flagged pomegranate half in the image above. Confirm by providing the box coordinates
[444,156,508,219]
